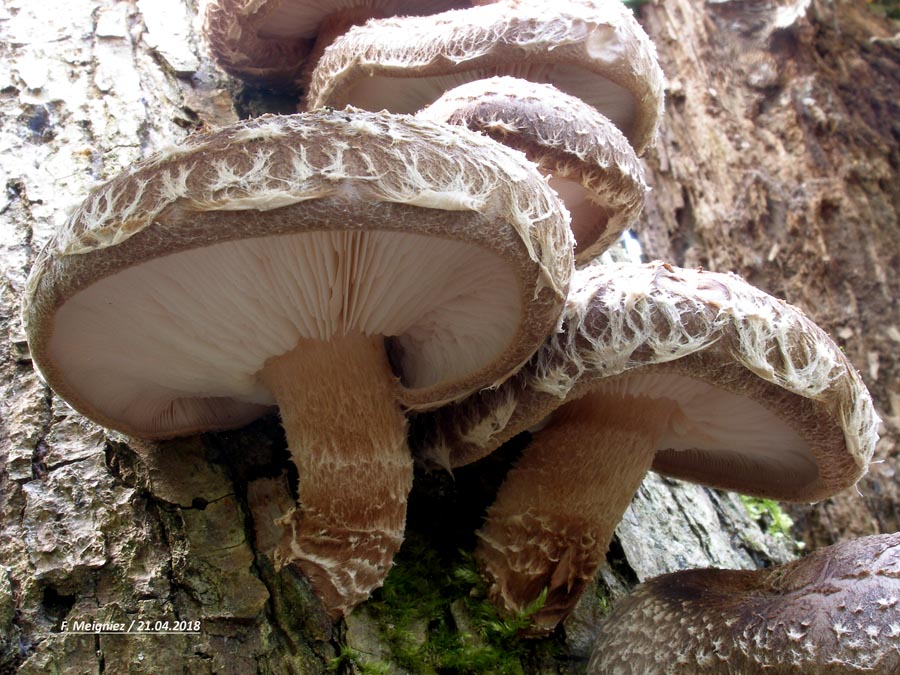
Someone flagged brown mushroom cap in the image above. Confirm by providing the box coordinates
[306,0,666,154]
[202,0,469,88]
[417,77,647,266]
[589,533,900,674]
[417,260,877,502]
[23,109,573,616]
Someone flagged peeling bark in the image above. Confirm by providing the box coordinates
[1,0,890,672]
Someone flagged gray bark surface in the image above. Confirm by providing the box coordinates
[1,0,890,672]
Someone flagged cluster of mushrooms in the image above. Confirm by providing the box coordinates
[21,0,893,671]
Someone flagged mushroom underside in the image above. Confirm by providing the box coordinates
[44,227,526,615]
[526,371,825,497]
[547,175,617,256]
[475,370,834,629]
[605,372,820,494]
[253,0,469,39]
[46,228,522,438]
[331,64,637,138]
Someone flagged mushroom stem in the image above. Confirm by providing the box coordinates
[475,393,672,631]
[259,332,412,617]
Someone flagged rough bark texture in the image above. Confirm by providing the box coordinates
[637,0,900,550]
[0,0,892,673]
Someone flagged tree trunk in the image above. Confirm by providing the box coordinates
[0,0,895,673]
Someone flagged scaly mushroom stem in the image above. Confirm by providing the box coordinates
[259,332,412,617]
[475,393,673,632]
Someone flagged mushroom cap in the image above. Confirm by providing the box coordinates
[24,109,573,439]
[306,0,666,154]
[588,533,900,674]
[202,0,312,87]
[201,0,469,87]
[414,261,878,503]
[417,76,648,265]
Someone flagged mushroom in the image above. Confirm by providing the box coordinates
[417,77,647,265]
[23,109,574,616]
[202,0,311,88]
[588,532,900,674]
[201,0,470,89]
[414,261,878,630]
[306,0,666,154]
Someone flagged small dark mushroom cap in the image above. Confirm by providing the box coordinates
[23,109,573,439]
[418,77,647,265]
[416,261,877,503]
[202,0,468,88]
[589,533,900,674]
[306,0,665,154]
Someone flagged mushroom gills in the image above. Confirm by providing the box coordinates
[341,64,637,138]
[523,372,820,493]
[602,372,820,493]
[254,0,465,38]
[546,175,614,255]
[48,229,521,437]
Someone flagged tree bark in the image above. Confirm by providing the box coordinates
[0,0,895,673]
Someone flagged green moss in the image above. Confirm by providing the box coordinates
[355,534,561,675]
[593,587,612,618]
[869,0,900,20]
[740,495,796,539]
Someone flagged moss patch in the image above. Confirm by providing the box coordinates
[868,0,900,20]
[347,534,560,675]
[740,496,798,542]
